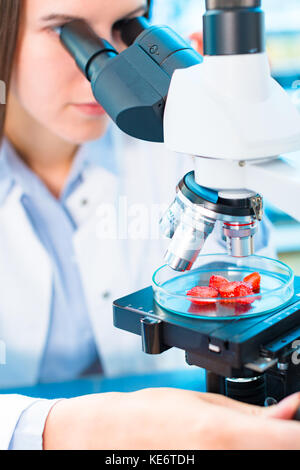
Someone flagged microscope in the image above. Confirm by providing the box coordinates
[56,0,300,407]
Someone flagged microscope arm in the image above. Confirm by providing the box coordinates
[248,158,300,222]
[193,155,300,222]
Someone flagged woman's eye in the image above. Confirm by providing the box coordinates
[48,21,73,34]
[45,24,64,35]
[52,25,62,32]
[112,19,123,32]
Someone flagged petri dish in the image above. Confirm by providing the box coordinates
[152,254,294,319]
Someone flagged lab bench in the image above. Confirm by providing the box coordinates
[0,369,206,400]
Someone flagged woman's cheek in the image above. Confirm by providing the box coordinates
[14,32,78,116]
[11,31,109,143]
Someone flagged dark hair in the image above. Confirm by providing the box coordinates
[0,0,153,145]
[0,0,22,144]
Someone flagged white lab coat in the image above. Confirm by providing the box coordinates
[0,126,275,448]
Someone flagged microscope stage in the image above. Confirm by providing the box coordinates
[113,276,300,377]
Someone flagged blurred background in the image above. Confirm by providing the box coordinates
[152,0,300,273]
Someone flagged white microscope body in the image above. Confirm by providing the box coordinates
[164,51,300,222]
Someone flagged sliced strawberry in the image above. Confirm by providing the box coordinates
[243,272,261,293]
[219,281,255,305]
[219,282,240,299]
[187,286,219,305]
[235,281,253,297]
[209,275,229,291]
[234,282,255,304]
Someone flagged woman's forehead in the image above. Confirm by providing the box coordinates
[25,0,148,23]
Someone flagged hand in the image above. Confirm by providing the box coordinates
[43,388,300,450]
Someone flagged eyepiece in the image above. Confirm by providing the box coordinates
[203,0,265,55]
[115,16,150,46]
[57,16,201,143]
[59,20,118,79]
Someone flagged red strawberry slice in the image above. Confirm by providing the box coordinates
[187,286,219,305]
[219,282,240,299]
[234,282,255,304]
[219,281,255,305]
[235,281,253,297]
[243,272,261,293]
[209,275,229,290]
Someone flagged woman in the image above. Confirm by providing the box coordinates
[0,0,299,451]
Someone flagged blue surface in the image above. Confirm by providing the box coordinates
[0,369,206,400]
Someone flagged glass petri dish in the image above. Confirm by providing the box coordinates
[152,254,294,319]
